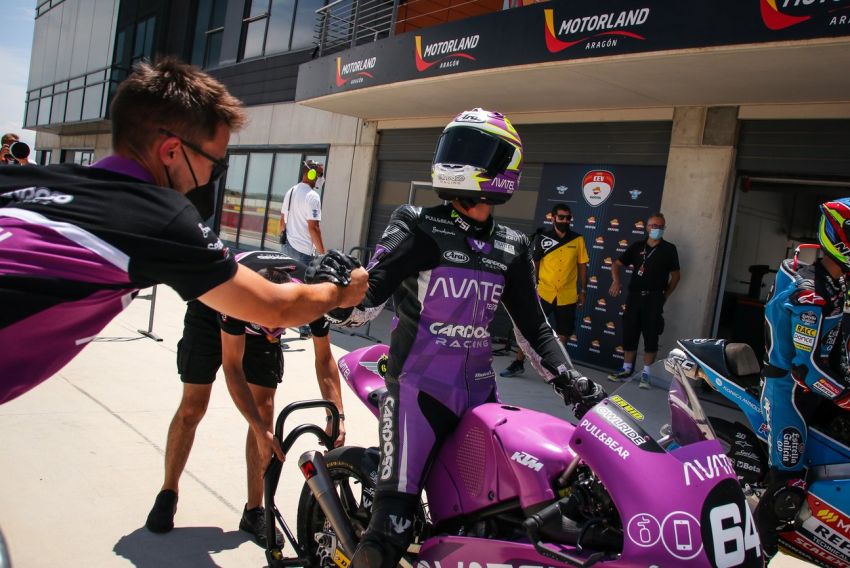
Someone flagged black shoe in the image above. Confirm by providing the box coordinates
[240,505,283,548]
[146,490,178,533]
[500,360,525,377]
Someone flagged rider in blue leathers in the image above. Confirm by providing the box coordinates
[758,198,850,557]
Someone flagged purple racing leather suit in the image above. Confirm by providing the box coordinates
[340,203,574,567]
[336,203,571,492]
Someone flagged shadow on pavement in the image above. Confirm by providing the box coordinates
[114,526,251,568]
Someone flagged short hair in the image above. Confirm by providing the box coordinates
[110,57,246,156]
[551,203,571,216]
[257,267,292,285]
[648,212,666,224]
[1,133,19,146]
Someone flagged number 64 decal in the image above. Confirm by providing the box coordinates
[709,502,761,568]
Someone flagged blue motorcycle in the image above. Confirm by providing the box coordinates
[674,340,850,567]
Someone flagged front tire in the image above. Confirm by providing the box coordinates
[296,446,379,567]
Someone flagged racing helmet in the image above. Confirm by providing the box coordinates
[431,108,523,205]
[818,198,850,272]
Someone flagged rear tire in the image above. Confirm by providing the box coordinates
[296,446,379,567]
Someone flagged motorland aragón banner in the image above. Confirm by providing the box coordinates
[297,0,850,100]
[532,164,666,370]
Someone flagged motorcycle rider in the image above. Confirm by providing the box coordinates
[757,198,850,558]
[323,108,606,567]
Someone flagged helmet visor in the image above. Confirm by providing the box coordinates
[434,126,515,178]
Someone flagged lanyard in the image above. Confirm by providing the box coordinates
[637,243,658,277]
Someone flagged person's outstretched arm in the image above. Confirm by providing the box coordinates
[199,263,367,329]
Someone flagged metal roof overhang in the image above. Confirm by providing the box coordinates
[296,37,850,121]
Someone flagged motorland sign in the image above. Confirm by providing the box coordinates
[335,56,377,86]
[544,7,650,53]
[298,0,850,101]
[415,34,479,72]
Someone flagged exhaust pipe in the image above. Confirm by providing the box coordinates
[299,450,359,555]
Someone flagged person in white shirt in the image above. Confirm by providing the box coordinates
[280,161,325,264]
[280,161,326,337]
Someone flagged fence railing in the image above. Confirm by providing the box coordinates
[314,0,506,57]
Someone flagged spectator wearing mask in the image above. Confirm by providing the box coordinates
[607,212,680,388]
[501,203,588,377]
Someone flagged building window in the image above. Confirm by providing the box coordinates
[241,0,324,60]
[191,0,227,69]
[219,150,326,250]
[132,16,157,66]
[36,150,52,165]
[61,150,94,166]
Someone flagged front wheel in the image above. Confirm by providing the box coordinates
[296,446,379,567]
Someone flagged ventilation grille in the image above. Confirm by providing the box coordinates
[456,426,486,497]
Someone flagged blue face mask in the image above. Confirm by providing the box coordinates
[649,228,664,240]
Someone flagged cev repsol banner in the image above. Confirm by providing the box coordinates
[297,0,850,100]
[532,164,666,370]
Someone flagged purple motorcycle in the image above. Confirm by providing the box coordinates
[265,345,763,567]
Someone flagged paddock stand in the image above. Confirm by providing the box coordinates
[263,400,341,567]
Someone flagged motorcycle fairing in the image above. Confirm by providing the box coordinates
[425,403,576,522]
[576,401,761,566]
[779,490,850,567]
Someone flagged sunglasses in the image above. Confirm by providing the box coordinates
[159,128,229,182]
[554,214,572,221]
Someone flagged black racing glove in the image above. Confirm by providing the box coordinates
[550,370,607,420]
[305,250,362,287]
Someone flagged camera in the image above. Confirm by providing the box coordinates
[2,141,30,165]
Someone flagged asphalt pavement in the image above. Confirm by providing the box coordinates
[0,286,807,567]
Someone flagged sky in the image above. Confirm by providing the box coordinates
[0,1,37,148]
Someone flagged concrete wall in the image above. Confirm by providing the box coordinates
[230,103,378,252]
[659,106,739,348]
[34,131,112,163]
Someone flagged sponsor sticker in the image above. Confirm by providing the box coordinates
[626,513,661,547]
[795,324,817,337]
[610,395,644,421]
[814,379,842,398]
[582,170,614,207]
[443,250,470,264]
[481,257,507,271]
[779,427,803,468]
[801,311,817,325]
[593,405,649,447]
[494,240,515,254]
[579,418,631,460]
[793,332,815,350]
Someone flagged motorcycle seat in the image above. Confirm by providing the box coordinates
[724,342,761,394]
[679,339,762,394]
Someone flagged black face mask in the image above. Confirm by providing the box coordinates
[186,182,216,220]
[554,221,570,233]
[165,146,218,220]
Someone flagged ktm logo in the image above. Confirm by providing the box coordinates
[818,509,840,524]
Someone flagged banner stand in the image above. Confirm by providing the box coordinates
[136,286,163,342]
